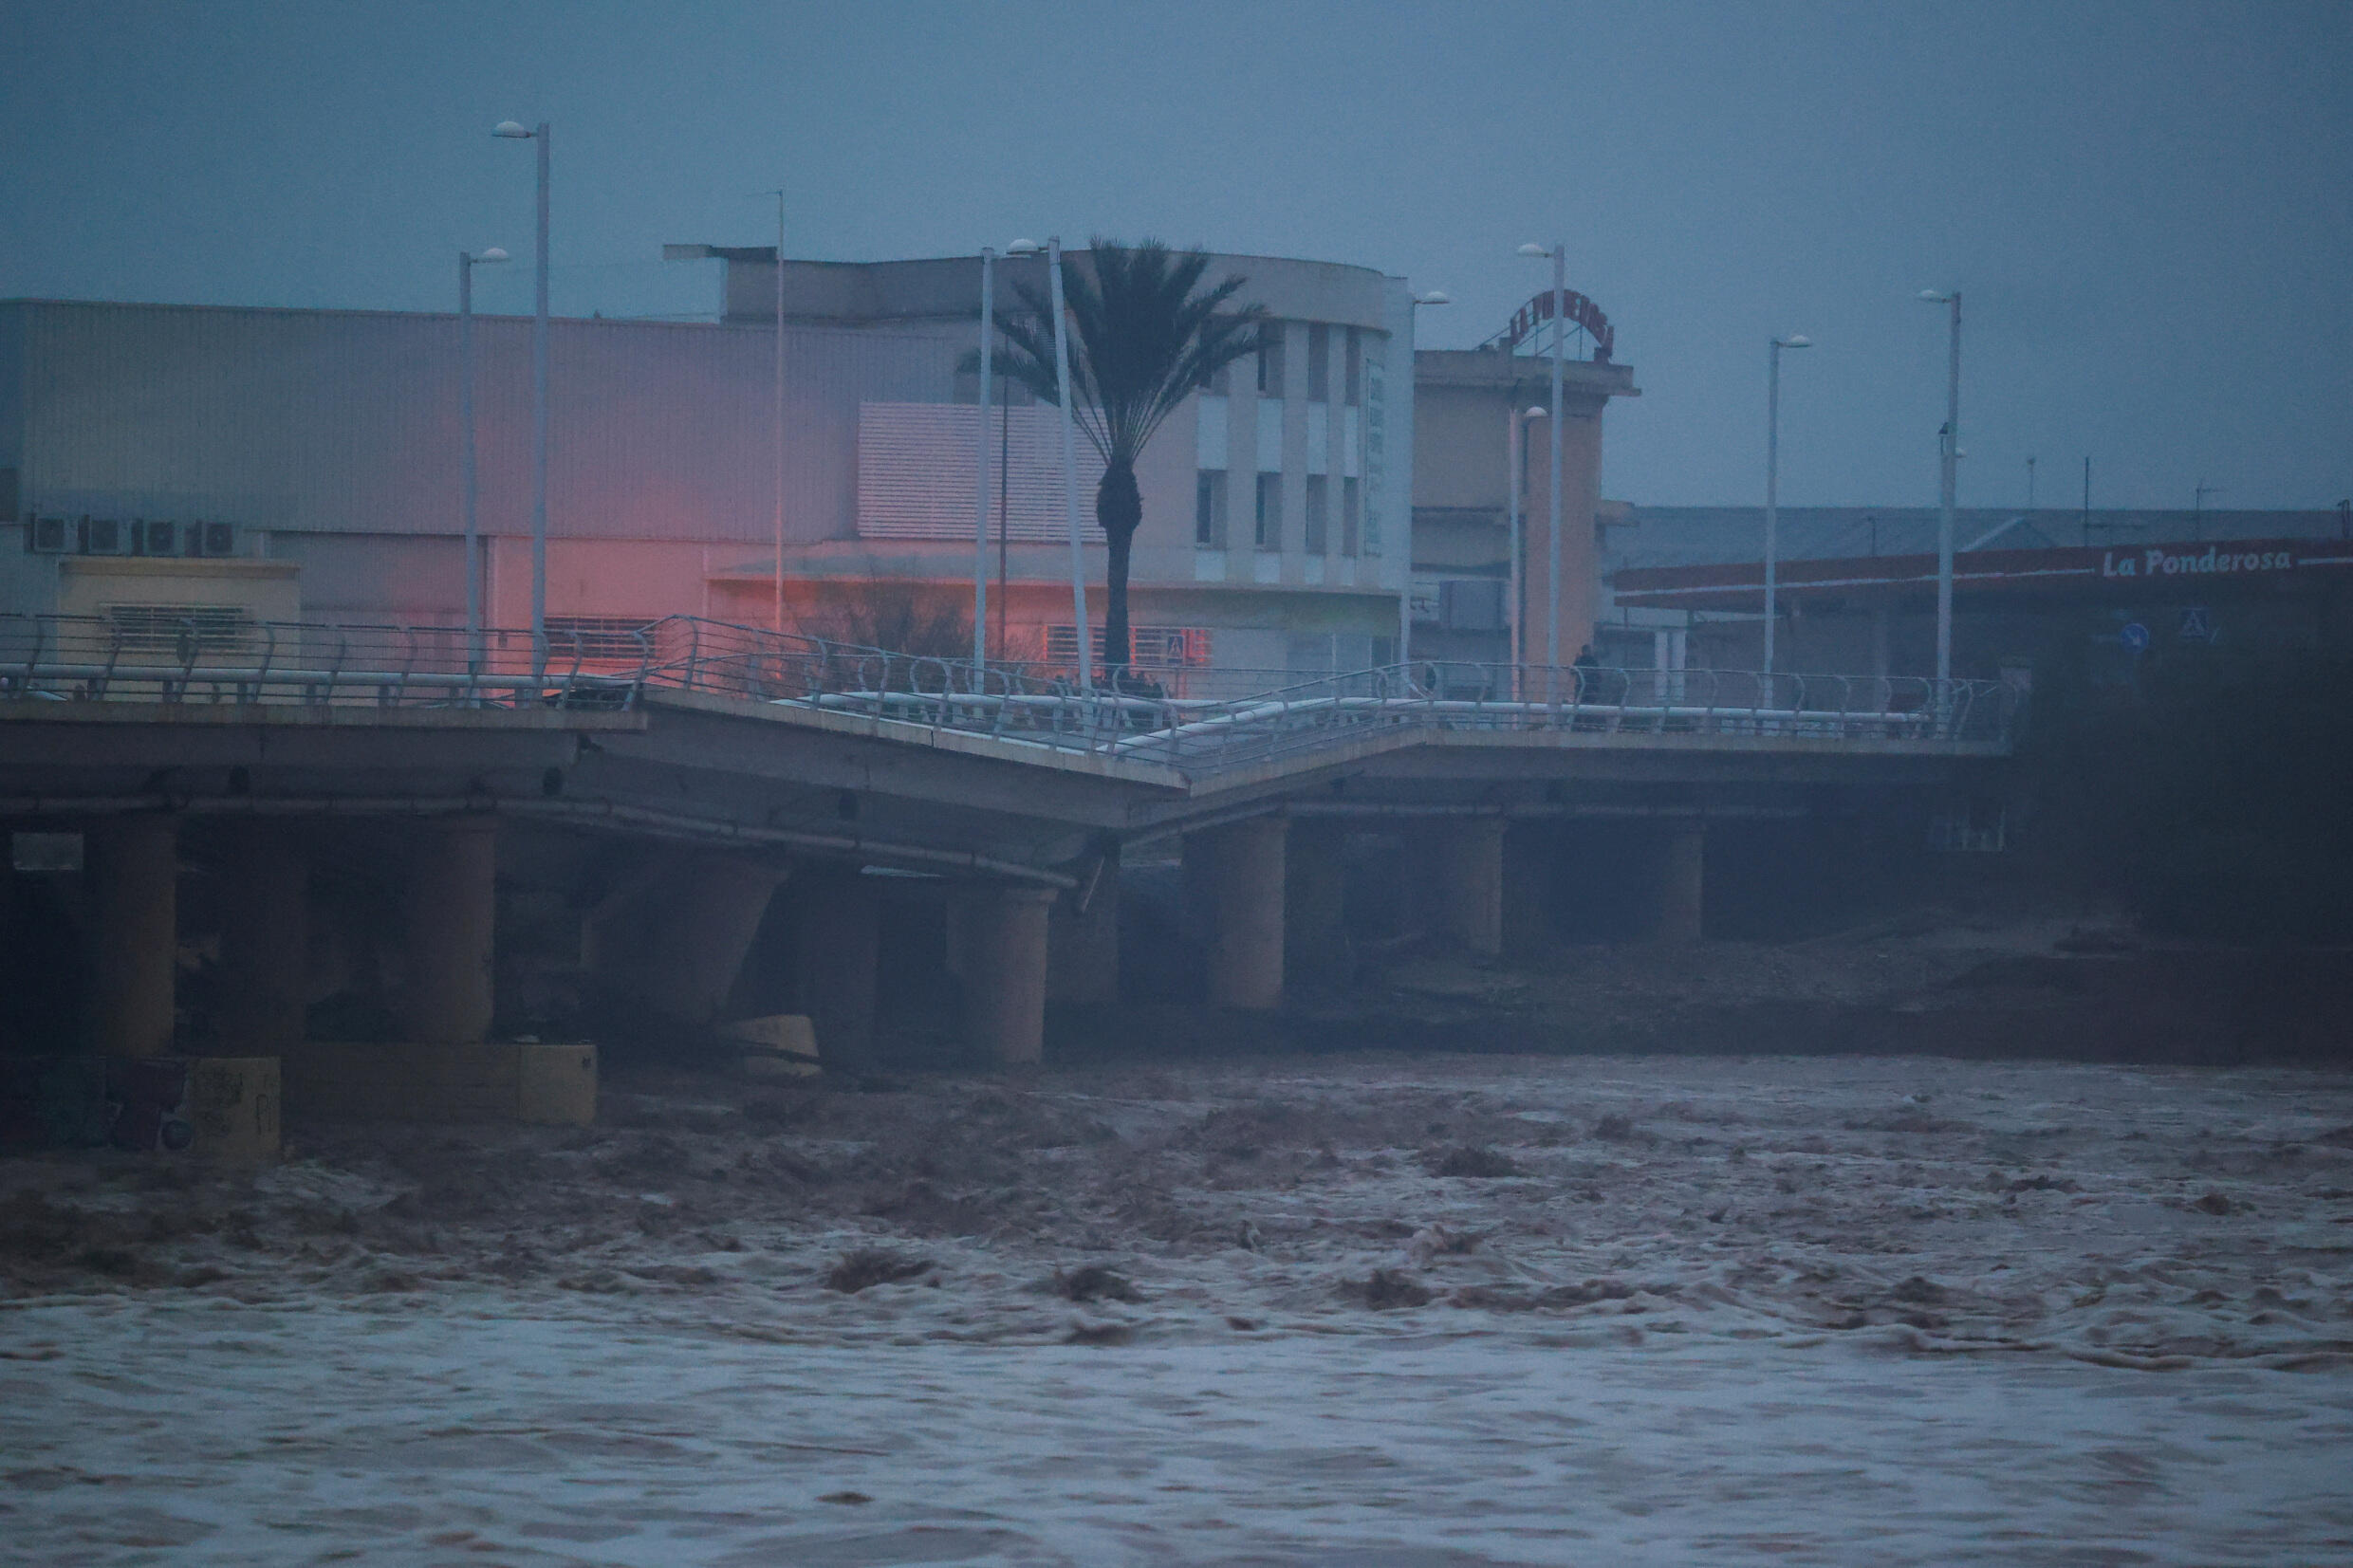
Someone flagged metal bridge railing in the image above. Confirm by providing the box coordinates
[1,612,2018,768]
[0,614,645,710]
[634,622,2017,768]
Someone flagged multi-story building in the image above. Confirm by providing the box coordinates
[1407,291,1639,686]
[0,247,1419,690]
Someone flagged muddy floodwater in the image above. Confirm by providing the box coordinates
[7,1052,2353,1564]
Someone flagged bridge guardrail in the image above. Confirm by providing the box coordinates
[0,612,2018,767]
[0,614,646,710]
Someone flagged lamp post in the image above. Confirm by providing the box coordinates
[1019,236,1089,695]
[458,245,509,673]
[493,120,549,666]
[767,191,787,633]
[1395,289,1450,670]
[1509,404,1547,688]
[971,246,998,673]
[999,243,1047,664]
[1764,333,1811,676]
[1519,243,1567,689]
[2193,480,2223,542]
[1918,288,1961,688]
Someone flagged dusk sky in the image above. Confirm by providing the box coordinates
[4,0,2345,511]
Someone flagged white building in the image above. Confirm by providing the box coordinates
[1,247,1417,690]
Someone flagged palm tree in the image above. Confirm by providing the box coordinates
[991,240,1264,684]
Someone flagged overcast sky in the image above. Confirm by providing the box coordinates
[4,0,2345,511]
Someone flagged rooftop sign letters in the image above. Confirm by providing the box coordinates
[2100,544,2298,579]
[1501,288,1615,362]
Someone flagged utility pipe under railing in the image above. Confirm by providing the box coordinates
[0,793,1077,886]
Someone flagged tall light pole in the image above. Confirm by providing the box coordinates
[1509,404,1547,684]
[1519,244,1567,683]
[2193,480,2222,542]
[1039,237,1090,694]
[768,191,787,633]
[1919,288,1961,686]
[1395,289,1449,670]
[1764,333,1811,676]
[493,120,550,665]
[972,246,996,672]
[458,246,509,673]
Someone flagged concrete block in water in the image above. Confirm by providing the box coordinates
[284,1042,597,1126]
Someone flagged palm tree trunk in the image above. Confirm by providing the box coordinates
[1097,462,1143,683]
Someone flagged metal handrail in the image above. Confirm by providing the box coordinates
[0,611,2018,766]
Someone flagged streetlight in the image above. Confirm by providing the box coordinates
[762,190,787,634]
[1398,286,1450,667]
[458,245,509,673]
[1004,237,1090,694]
[493,119,550,666]
[972,246,997,673]
[1509,405,1547,686]
[969,241,1063,672]
[1764,333,1811,677]
[1918,288,1961,689]
[1519,242,1567,687]
[980,243,1049,662]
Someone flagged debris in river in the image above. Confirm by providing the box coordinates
[824,1248,936,1293]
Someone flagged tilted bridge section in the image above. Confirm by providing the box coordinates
[0,612,2017,1065]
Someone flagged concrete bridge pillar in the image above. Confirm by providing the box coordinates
[1428,817,1507,958]
[1195,816,1288,1009]
[1284,821,1350,984]
[215,824,309,1055]
[796,865,880,1064]
[88,814,178,1057]
[1648,819,1707,944]
[1047,845,1120,1005]
[613,855,790,1027]
[962,884,1056,1064]
[1501,821,1554,959]
[400,816,497,1043]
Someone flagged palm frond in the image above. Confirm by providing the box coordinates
[982,240,1264,470]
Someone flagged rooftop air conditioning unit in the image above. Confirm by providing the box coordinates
[134,519,177,557]
[79,517,125,556]
[195,521,236,558]
[25,515,69,554]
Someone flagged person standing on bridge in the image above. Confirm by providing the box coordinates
[1572,643,1600,705]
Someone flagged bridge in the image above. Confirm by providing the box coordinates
[0,612,2014,1069]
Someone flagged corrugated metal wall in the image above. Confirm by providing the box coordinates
[5,300,963,545]
[857,402,1107,542]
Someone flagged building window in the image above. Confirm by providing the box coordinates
[1254,473,1282,550]
[1343,329,1362,407]
[1256,325,1285,397]
[1304,474,1328,555]
[1306,324,1329,402]
[1342,477,1362,556]
[1195,470,1228,546]
[1440,578,1507,631]
[1201,361,1232,396]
